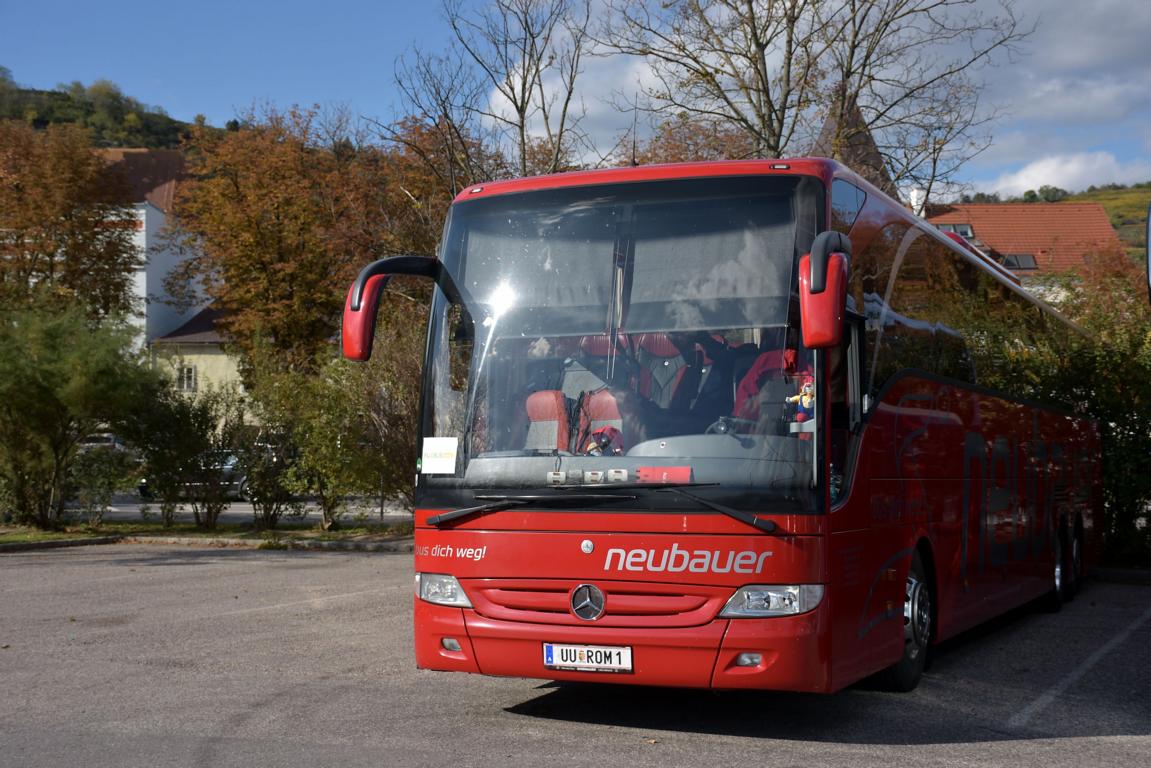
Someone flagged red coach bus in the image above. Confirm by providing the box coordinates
[343,159,1100,692]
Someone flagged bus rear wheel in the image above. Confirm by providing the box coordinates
[1042,528,1064,612]
[1062,524,1082,603]
[883,551,932,692]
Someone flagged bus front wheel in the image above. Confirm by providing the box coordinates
[883,551,932,692]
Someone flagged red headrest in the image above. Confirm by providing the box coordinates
[526,390,566,421]
[580,334,627,357]
[636,332,680,358]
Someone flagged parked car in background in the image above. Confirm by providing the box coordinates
[138,451,249,501]
[78,433,129,453]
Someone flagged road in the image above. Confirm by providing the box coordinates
[1,544,1148,768]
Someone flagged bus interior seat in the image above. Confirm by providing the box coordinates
[635,332,688,409]
[524,390,570,452]
[560,333,629,400]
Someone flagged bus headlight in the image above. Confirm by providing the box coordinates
[719,584,824,617]
[416,573,473,608]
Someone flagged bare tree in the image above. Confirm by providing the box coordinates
[446,0,594,177]
[601,0,825,159]
[387,0,594,182]
[382,47,508,194]
[604,0,1028,202]
[814,0,1029,202]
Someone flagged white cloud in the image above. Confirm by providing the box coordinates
[1015,0,1151,75]
[975,151,1151,195]
[1006,75,1151,123]
[967,129,1069,170]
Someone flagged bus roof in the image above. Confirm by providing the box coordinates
[450,158,841,203]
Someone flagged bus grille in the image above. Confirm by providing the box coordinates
[462,578,731,628]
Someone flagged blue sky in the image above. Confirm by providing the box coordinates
[0,1,444,128]
[4,0,1150,197]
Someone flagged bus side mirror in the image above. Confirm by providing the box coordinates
[799,231,852,349]
[342,256,443,361]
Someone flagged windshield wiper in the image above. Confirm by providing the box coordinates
[428,483,780,534]
[427,492,638,527]
[655,486,780,534]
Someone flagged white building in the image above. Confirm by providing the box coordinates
[99,148,206,345]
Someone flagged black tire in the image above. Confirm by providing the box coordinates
[1041,526,1064,613]
[882,550,933,692]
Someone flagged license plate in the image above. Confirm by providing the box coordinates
[543,643,633,673]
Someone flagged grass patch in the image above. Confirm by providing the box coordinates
[0,526,112,544]
[1,516,414,546]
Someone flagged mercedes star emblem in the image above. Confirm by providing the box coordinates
[570,584,606,621]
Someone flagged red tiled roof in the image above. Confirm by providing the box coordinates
[927,203,1123,274]
[98,148,185,213]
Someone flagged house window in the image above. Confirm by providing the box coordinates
[938,223,974,239]
[176,364,197,392]
[1002,253,1038,270]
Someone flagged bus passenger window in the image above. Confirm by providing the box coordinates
[831,180,866,234]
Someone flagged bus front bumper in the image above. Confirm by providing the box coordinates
[414,599,831,692]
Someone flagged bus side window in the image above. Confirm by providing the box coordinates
[831,179,866,234]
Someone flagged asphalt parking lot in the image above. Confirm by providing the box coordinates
[1,544,1148,768]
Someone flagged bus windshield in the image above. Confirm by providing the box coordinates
[420,176,824,515]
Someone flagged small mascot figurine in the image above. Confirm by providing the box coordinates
[786,379,815,422]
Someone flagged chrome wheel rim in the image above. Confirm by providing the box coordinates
[904,571,931,660]
[1053,534,1063,592]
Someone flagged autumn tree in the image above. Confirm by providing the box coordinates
[167,106,401,373]
[0,120,140,318]
[376,117,492,252]
[632,113,758,164]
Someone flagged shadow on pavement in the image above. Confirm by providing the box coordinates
[505,583,1150,745]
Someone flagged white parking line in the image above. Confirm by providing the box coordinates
[1007,603,1151,730]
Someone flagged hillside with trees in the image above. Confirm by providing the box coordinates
[0,67,191,148]
[1071,182,1151,260]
